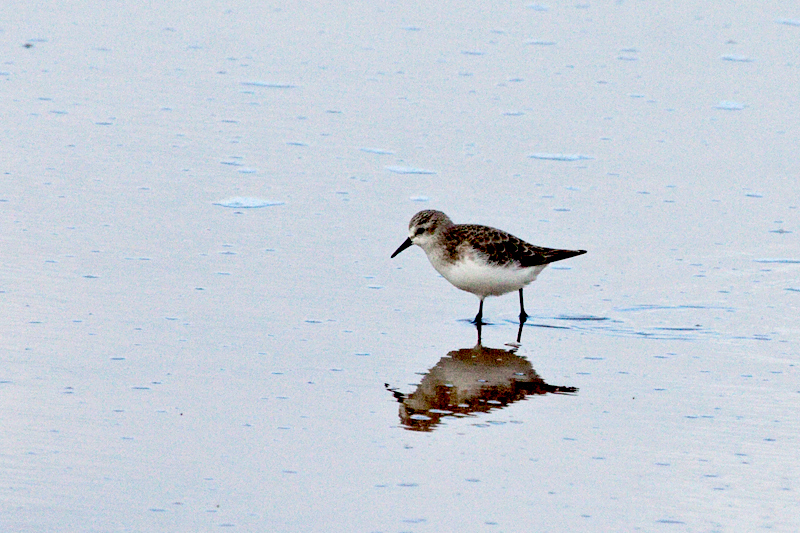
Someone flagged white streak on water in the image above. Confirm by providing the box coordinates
[213,197,285,208]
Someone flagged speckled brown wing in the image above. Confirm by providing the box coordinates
[445,224,586,267]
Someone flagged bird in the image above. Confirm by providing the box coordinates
[391,210,586,325]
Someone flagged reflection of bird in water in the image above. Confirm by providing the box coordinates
[391,210,586,325]
[387,345,578,432]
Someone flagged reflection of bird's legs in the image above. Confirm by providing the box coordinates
[519,289,529,322]
[473,299,484,325]
[516,319,524,344]
[476,319,483,345]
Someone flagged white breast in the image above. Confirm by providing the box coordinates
[426,250,546,299]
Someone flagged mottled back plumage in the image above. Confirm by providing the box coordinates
[443,224,586,267]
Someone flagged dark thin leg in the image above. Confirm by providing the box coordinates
[516,289,528,344]
[476,319,483,345]
[518,289,529,322]
[473,299,484,325]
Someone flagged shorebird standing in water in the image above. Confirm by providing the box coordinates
[391,210,586,325]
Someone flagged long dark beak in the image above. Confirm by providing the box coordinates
[391,237,413,258]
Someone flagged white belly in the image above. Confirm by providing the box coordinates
[431,255,546,299]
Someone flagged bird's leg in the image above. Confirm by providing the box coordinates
[473,299,484,325]
[476,319,483,346]
[518,289,529,323]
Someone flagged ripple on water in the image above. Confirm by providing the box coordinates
[721,54,753,62]
[213,197,285,208]
[240,81,297,88]
[714,101,745,110]
[529,153,594,161]
[615,304,732,312]
[385,166,437,175]
[521,305,772,342]
[359,147,394,154]
[554,314,610,321]
[754,258,800,264]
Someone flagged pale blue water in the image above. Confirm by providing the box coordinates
[2,1,799,532]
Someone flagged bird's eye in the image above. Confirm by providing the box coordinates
[414,227,425,236]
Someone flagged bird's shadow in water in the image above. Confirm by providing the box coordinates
[386,322,578,432]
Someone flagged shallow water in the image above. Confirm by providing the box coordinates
[3,1,799,531]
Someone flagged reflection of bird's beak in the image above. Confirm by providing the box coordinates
[391,237,413,258]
